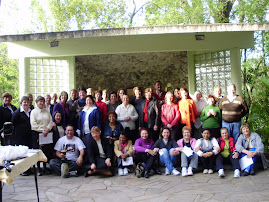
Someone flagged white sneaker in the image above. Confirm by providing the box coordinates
[118,168,124,176]
[182,167,187,177]
[165,167,170,175]
[203,169,208,174]
[208,169,214,174]
[123,168,129,176]
[171,169,180,176]
[187,167,193,176]
[234,169,240,178]
[218,169,225,177]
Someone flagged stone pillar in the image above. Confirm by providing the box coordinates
[19,57,30,98]
[187,51,195,95]
[230,48,242,96]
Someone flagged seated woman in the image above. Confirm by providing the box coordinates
[236,124,267,176]
[152,127,180,176]
[114,132,134,176]
[134,128,160,178]
[86,126,113,176]
[104,111,123,147]
[194,128,219,174]
[216,127,240,178]
[176,126,198,177]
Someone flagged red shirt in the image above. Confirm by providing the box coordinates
[96,101,107,123]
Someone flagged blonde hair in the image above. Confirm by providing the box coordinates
[91,126,101,134]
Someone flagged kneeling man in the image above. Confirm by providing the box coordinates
[50,125,85,175]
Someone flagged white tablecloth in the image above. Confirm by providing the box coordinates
[0,150,47,185]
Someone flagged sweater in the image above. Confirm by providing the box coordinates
[96,101,107,123]
[219,95,248,123]
[152,138,178,151]
[178,99,197,128]
[134,138,154,153]
[161,104,180,127]
[200,105,222,129]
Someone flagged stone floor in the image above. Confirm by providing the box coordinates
[2,169,269,202]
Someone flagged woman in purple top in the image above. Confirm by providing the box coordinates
[52,91,70,126]
[134,128,161,178]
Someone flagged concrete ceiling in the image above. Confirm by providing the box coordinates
[1,23,268,58]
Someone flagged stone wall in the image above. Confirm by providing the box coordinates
[75,51,188,94]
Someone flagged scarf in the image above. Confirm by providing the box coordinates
[143,99,150,122]
[120,141,127,153]
[78,98,86,107]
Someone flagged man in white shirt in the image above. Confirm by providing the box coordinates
[49,125,85,176]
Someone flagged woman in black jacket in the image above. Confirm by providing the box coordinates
[139,88,160,142]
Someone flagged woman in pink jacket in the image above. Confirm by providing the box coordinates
[177,126,198,177]
[161,92,181,141]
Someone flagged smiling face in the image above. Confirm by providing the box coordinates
[214,88,221,98]
[145,91,152,100]
[3,96,11,106]
[91,131,101,141]
[202,130,211,140]
[174,89,180,98]
[21,99,29,110]
[95,92,101,101]
[162,129,170,140]
[242,126,250,137]
[108,113,116,123]
[85,96,93,106]
[79,90,86,100]
[122,95,129,105]
[196,92,202,101]
[227,85,236,97]
[165,92,173,104]
[37,100,44,109]
[119,90,125,99]
[65,126,74,139]
[110,93,117,102]
[119,134,127,144]
[134,89,142,99]
[221,128,229,140]
[140,130,149,140]
[181,90,188,99]
[155,82,161,91]
[60,93,67,103]
[183,129,191,141]
[45,95,51,105]
[54,112,62,123]
[70,90,77,100]
[207,97,215,105]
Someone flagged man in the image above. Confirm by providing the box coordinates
[219,84,249,141]
[152,81,166,105]
[67,89,78,129]
[115,95,138,143]
[49,125,85,176]
[86,126,113,176]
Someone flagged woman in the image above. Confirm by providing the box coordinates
[52,91,70,126]
[104,111,124,146]
[115,95,138,144]
[200,95,222,138]
[139,88,160,142]
[178,88,197,138]
[44,94,54,115]
[12,96,32,147]
[52,111,65,140]
[0,92,17,145]
[216,127,240,178]
[86,126,113,176]
[192,91,207,138]
[134,128,160,178]
[102,89,109,104]
[152,127,180,175]
[30,96,53,175]
[12,96,32,175]
[131,87,144,133]
[114,132,134,176]
[95,90,107,124]
[107,91,119,112]
[25,93,35,110]
[176,126,198,177]
[236,124,267,176]
[213,86,223,107]
[77,95,102,159]
[117,88,126,104]
[173,87,181,104]
[161,91,180,141]
[194,128,219,174]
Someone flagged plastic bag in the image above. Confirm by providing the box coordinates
[0,145,28,161]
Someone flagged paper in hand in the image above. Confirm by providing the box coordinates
[183,146,193,157]
[39,132,53,145]
[239,155,253,170]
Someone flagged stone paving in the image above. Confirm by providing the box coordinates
[2,169,269,202]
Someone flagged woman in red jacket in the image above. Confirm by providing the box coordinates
[216,127,240,178]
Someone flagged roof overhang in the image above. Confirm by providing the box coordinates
[1,23,268,58]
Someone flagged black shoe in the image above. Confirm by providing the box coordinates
[20,172,29,176]
[84,171,89,178]
[242,170,249,176]
[250,168,255,175]
[144,170,149,178]
[153,168,161,175]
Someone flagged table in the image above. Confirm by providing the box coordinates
[0,150,47,202]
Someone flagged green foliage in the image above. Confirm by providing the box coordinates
[0,43,19,107]
[242,58,269,150]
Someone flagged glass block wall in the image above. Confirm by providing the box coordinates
[29,59,69,98]
[194,50,231,97]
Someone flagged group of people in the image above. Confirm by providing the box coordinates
[0,81,267,178]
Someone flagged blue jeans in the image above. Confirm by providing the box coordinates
[241,148,258,172]
[159,148,177,172]
[222,121,241,141]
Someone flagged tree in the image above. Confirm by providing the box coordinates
[0,43,19,107]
